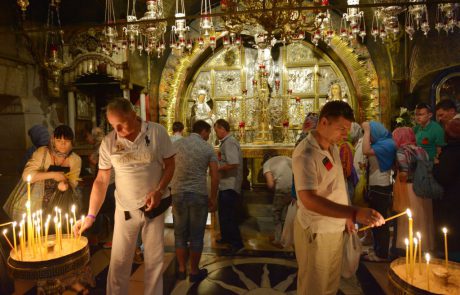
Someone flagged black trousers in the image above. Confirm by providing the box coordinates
[368,185,392,259]
[218,189,243,248]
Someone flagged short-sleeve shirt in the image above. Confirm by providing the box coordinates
[98,121,176,211]
[218,134,243,194]
[170,133,218,195]
[292,132,348,233]
[263,156,292,193]
[413,120,445,161]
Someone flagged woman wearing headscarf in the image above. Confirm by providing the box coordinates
[22,125,82,213]
[19,124,50,172]
[393,127,434,253]
[433,119,460,259]
[339,122,362,203]
[361,121,396,261]
[295,112,319,146]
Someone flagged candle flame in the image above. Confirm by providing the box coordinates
[65,213,68,218]
[405,238,409,246]
[425,253,430,262]
[27,175,31,182]
[414,238,418,245]
[442,227,448,234]
[47,215,51,222]
[12,221,17,227]
[416,232,421,239]
[71,204,76,212]
[53,217,58,223]
[18,231,22,237]
[25,201,30,209]
[406,209,412,218]
[2,229,7,234]
[70,218,74,224]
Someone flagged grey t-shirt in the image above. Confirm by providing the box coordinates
[218,134,243,194]
[171,133,218,195]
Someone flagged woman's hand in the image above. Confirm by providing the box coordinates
[52,171,67,182]
[57,181,69,191]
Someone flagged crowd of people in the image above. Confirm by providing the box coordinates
[14,97,460,294]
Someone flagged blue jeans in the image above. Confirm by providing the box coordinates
[172,192,208,252]
[218,189,243,248]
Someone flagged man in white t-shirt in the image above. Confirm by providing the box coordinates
[292,101,384,295]
[75,98,175,294]
[263,155,292,247]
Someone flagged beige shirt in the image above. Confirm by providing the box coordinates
[22,146,82,188]
[292,132,348,233]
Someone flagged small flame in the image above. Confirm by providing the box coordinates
[425,253,431,262]
[26,175,31,182]
[405,238,409,246]
[442,227,448,234]
[414,238,418,245]
[416,232,421,239]
[406,209,412,218]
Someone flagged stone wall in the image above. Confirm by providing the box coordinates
[0,31,46,207]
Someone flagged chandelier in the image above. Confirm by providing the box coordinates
[101,0,120,55]
[340,0,366,43]
[43,0,65,89]
[170,0,192,54]
[312,0,335,46]
[221,0,316,47]
[122,0,140,53]
[435,3,459,34]
[404,0,429,40]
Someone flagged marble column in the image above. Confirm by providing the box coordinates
[140,93,147,121]
[68,91,75,132]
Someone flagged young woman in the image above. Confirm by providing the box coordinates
[22,125,81,213]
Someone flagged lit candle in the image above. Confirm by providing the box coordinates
[405,238,409,279]
[425,253,430,291]
[2,229,14,251]
[70,218,74,241]
[78,215,85,241]
[416,232,422,274]
[407,209,413,277]
[26,175,31,204]
[359,208,409,232]
[442,227,448,270]
[44,220,50,248]
[12,222,17,255]
[71,205,77,229]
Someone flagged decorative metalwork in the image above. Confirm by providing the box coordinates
[340,0,366,44]
[215,70,242,97]
[137,0,167,57]
[435,2,459,34]
[404,0,429,40]
[101,0,119,56]
[17,0,29,18]
[171,0,192,55]
[221,0,317,46]
[122,0,140,53]
[312,0,335,47]
[43,0,66,90]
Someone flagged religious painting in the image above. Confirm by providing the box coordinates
[214,70,241,98]
[287,67,314,94]
[76,92,93,120]
[436,73,460,109]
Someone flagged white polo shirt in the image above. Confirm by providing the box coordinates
[99,121,176,211]
[292,132,348,233]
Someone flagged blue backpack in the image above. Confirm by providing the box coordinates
[412,156,444,199]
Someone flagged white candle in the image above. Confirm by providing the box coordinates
[405,238,409,279]
[442,227,448,271]
[416,232,422,274]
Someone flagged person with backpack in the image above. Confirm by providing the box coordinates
[392,127,434,254]
[433,119,460,260]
